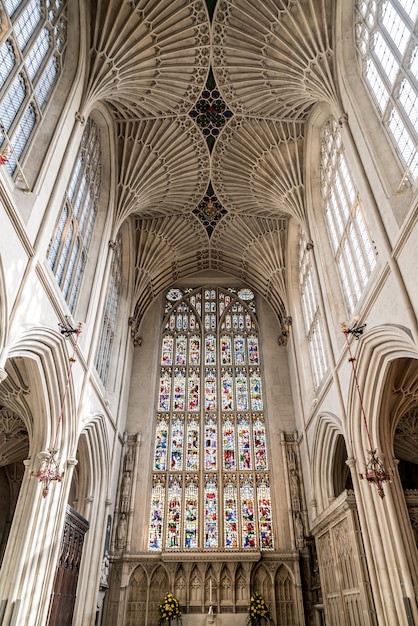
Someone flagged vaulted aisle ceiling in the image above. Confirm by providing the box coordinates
[86,0,337,329]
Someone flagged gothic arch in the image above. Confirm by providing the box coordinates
[126,565,148,626]
[251,562,274,603]
[70,415,112,625]
[275,564,297,626]
[345,324,418,463]
[312,412,347,515]
[344,324,418,622]
[6,327,78,460]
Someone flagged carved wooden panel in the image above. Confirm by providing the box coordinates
[46,505,89,626]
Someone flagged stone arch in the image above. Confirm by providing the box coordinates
[174,564,187,608]
[126,565,147,626]
[148,565,170,623]
[275,563,297,626]
[344,324,418,623]
[311,412,347,514]
[251,562,273,603]
[219,562,233,606]
[70,415,112,625]
[0,327,80,624]
[189,563,202,605]
[235,563,248,605]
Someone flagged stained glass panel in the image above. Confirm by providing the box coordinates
[186,418,199,470]
[221,369,234,411]
[234,335,246,365]
[241,478,256,548]
[170,417,184,471]
[236,371,248,411]
[224,480,239,548]
[173,370,186,411]
[250,371,263,411]
[247,335,259,364]
[220,335,232,365]
[184,479,199,548]
[238,418,252,470]
[204,417,217,470]
[149,478,165,550]
[154,417,169,471]
[204,477,218,548]
[159,371,171,411]
[223,418,236,470]
[162,335,174,365]
[166,477,182,549]
[205,369,216,410]
[253,417,268,470]
[175,335,187,365]
[257,478,274,550]
[189,335,201,365]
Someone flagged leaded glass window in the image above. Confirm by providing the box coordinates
[48,118,101,312]
[299,234,328,389]
[95,233,122,385]
[320,118,377,315]
[148,287,274,552]
[0,0,67,175]
[356,0,418,182]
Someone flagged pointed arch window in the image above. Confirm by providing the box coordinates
[48,118,101,312]
[148,287,274,552]
[95,234,122,386]
[299,234,328,389]
[320,118,377,315]
[355,0,418,181]
[0,0,67,174]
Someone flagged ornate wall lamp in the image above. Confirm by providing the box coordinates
[342,319,391,498]
[33,319,81,497]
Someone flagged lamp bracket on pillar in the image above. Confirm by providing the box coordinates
[341,321,391,498]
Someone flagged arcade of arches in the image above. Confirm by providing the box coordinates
[0,1,417,625]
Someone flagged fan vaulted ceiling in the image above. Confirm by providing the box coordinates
[86,0,337,330]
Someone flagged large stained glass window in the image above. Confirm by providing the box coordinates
[148,287,274,552]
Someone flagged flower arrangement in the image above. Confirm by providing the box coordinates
[247,591,272,625]
[158,592,182,624]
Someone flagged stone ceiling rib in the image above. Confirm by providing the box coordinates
[115,118,210,227]
[212,0,336,118]
[212,118,306,224]
[85,0,340,329]
[87,0,210,116]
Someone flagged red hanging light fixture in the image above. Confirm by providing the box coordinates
[342,320,391,498]
[33,319,82,498]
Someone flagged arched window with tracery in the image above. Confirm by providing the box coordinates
[355,0,418,182]
[48,118,101,312]
[95,233,122,386]
[0,0,67,174]
[148,286,274,552]
[320,118,377,315]
[299,233,328,389]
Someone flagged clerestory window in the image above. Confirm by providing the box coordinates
[48,118,101,312]
[0,0,67,175]
[320,118,377,316]
[148,286,274,552]
[299,234,328,389]
[356,0,418,182]
[95,234,122,386]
